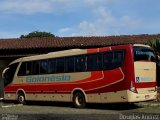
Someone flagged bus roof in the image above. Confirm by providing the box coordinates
[9,44,150,65]
[133,44,151,48]
[10,48,87,65]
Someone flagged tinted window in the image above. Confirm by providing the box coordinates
[113,51,124,68]
[103,52,114,70]
[87,54,98,71]
[17,50,125,76]
[103,50,124,70]
[134,46,155,62]
[32,61,40,75]
[4,63,19,86]
[48,59,56,74]
[18,62,26,76]
[40,60,48,74]
[26,62,32,75]
[75,55,86,72]
[56,58,65,73]
[97,53,103,70]
[65,57,75,73]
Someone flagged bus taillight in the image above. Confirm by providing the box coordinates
[155,86,158,92]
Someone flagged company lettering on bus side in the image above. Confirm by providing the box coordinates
[26,75,71,83]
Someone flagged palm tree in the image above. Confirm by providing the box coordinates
[147,38,160,56]
[147,38,160,87]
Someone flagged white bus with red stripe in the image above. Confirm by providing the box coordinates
[3,44,157,108]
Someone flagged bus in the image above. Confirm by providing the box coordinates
[2,44,157,108]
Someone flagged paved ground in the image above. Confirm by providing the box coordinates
[1,101,160,120]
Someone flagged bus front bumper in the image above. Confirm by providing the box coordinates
[127,90,157,102]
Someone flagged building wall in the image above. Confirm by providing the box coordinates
[157,63,160,87]
[0,60,11,98]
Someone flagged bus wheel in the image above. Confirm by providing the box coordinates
[73,92,86,108]
[17,93,26,105]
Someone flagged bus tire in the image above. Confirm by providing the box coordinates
[73,92,86,108]
[17,93,26,105]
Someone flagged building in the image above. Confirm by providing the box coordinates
[0,34,160,98]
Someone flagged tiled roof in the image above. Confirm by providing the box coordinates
[0,34,160,50]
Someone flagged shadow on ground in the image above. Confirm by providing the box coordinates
[2,100,141,111]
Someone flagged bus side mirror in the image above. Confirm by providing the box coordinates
[2,68,9,79]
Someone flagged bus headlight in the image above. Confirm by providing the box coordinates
[130,81,137,93]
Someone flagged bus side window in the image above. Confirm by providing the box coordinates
[48,59,56,74]
[32,61,40,75]
[103,52,114,70]
[56,58,65,73]
[103,50,124,70]
[87,54,98,71]
[113,51,124,68]
[39,60,48,74]
[18,62,27,76]
[26,62,32,75]
[75,55,86,72]
[97,53,103,70]
[65,57,75,73]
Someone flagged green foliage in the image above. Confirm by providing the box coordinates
[147,38,160,55]
[20,31,55,38]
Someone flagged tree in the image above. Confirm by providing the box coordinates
[147,38,160,64]
[20,31,55,38]
[147,38,160,55]
[147,38,160,87]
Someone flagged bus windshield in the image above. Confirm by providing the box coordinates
[3,63,18,86]
[134,46,155,62]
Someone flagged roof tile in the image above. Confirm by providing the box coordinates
[0,34,159,50]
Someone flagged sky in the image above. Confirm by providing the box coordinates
[0,0,160,38]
